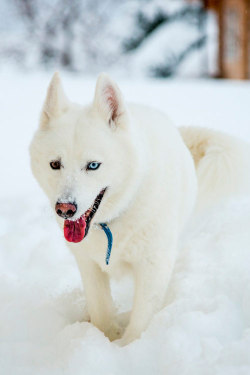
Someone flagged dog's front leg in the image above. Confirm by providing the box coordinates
[73,255,119,340]
[119,248,176,346]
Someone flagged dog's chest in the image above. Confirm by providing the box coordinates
[84,225,133,275]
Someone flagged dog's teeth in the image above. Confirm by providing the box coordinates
[81,188,106,225]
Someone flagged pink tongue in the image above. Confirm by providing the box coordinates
[64,216,86,243]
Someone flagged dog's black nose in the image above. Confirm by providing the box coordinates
[55,202,77,219]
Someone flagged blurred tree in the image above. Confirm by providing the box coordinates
[0,0,212,77]
[9,0,122,71]
[123,0,208,77]
[12,0,80,69]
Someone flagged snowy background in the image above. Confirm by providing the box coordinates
[1,0,250,374]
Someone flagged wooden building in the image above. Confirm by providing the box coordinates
[190,0,250,79]
[203,0,250,79]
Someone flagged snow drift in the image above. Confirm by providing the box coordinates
[0,72,250,375]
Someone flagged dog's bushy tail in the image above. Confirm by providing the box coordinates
[180,126,250,212]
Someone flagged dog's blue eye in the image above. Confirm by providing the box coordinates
[86,162,101,171]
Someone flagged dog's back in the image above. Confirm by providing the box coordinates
[180,126,250,211]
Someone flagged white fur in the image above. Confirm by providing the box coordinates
[180,126,250,212]
[30,73,250,345]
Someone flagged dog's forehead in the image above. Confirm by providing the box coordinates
[74,110,112,147]
[49,105,94,133]
[44,105,113,158]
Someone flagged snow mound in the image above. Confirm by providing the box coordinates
[1,72,250,374]
[1,196,250,375]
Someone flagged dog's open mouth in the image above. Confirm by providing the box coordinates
[64,188,106,243]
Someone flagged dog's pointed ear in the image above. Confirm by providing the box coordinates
[40,72,69,128]
[93,73,127,128]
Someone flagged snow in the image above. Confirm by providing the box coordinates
[130,19,202,77]
[1,71,250,374]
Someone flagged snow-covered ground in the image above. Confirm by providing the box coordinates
[1,71,250,375]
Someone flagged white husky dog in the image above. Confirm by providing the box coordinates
[30,73,250,345]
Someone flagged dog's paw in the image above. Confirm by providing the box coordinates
[115,326,141,346]
[116,311,131,328]
[104,322,124,342]
[114,337,128,347]
[115,334,136,347]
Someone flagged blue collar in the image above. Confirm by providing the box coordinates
[99,223,113,265]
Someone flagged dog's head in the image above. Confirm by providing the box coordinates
[30,73,143,243]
